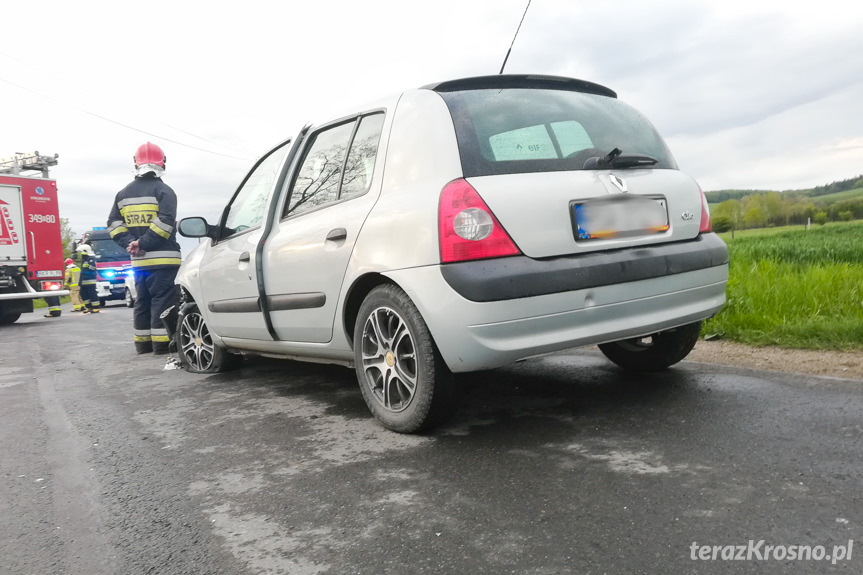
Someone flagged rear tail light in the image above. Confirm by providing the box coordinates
[40,281,63,291]
[698,186,712,233]
[438,179,521,263]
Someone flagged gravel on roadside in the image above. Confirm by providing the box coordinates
[686,339,863,381]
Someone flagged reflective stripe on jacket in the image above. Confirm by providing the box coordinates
[106,173,181,269]
[80,255,97,284]
[65,265,81,287]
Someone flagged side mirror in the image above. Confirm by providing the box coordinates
[178,216,211,238]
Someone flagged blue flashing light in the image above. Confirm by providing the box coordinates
[99,268,130,280]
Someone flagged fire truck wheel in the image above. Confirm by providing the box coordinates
[0,311,21,326]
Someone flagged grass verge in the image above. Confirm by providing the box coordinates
[703,221,863,350]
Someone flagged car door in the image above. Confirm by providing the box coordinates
[198,141,291,340]
[263,113,386,343]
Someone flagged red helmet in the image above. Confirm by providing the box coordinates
[65,258,74,266]
[134,142,166,168]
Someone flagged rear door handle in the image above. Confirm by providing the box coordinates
[326,228,347,242]
[239,251,250,262]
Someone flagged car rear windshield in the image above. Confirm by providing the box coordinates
[437,88,677,178]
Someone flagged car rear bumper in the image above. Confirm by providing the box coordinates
[386,236,728,373]
[440,233,728,302]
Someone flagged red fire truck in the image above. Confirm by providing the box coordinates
[0,152,69,325]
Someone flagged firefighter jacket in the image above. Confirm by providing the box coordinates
[106,173,181,270]
[64,264,81,288]
[80,255,97,285]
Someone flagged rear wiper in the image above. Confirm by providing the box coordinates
[611,154,659,168]
[583,148,659,169]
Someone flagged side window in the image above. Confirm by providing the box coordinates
[285,121,355,217]
[340,114,385,201]
[223,142,290,237]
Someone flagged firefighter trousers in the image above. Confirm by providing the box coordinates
[133,267,179,354]
[69,285,84,311]
[44,296,61,317]
[80,282,100,312]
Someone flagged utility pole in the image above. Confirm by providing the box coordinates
[0,151,59,178]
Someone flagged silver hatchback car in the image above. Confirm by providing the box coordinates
[175,74,728,433]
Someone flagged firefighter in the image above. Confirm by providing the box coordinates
[42,295,62,318]
[77,244,100,314]
[41,261,69,318]
[64,257,84,312]
[106,142,181,354]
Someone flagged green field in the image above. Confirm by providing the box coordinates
[703,221,863,350]
[808,186,863,205]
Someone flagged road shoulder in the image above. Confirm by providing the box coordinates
[687,339,863,381]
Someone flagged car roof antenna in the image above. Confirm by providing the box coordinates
[499,0,532,75]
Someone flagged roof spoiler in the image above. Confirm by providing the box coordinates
[421,74,617,98]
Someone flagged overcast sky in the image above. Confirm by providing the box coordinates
[2,0,861,240]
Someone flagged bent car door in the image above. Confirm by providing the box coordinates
[264,113,386,343]
[198,142,291,340]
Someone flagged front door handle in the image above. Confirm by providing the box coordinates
[326,228,347,242]
[239,251,250,262]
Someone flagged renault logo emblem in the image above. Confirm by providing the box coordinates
[609,174,627,193]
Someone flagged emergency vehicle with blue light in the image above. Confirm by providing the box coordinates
[77,227,132,306]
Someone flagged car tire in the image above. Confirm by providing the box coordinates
[354,284,456,433]
[176,302,239,373]
[125,288,135,308]
[598,321,702,372]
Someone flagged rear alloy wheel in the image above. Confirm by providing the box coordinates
[354,284,455,433]
[598,321,702,372]
[176,302,238,373]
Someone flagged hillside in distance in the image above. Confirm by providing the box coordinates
[705,174,863,205]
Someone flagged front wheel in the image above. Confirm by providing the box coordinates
[354,284,455,433]
[125,288,135,308]
[598,321,702,372]
[176,302,239,373]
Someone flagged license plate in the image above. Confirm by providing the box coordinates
[36,270,62,278]
[572,196,668,241]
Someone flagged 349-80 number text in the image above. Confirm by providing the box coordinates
[28,214,56,224]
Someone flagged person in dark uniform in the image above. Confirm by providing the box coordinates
[42,295,62,318]
[77,244,100,314]
[106,142,181,354]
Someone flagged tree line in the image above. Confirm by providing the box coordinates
[706,175,863,232]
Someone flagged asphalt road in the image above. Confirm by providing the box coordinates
[1,303,861,575]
